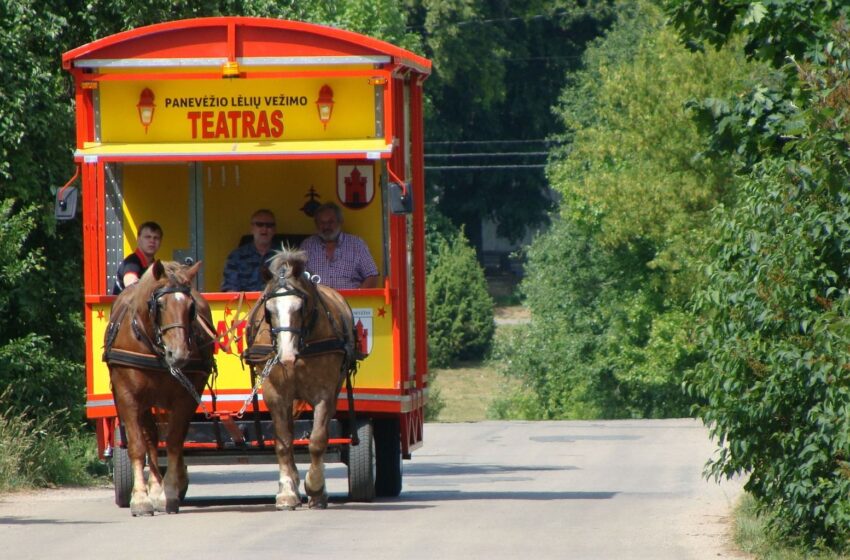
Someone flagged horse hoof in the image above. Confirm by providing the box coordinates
[130,502,154,517]
[275,495,301,511]
[308,496,328,509]
[165,499,180,514]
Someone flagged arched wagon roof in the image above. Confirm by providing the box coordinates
[63,17,431,75]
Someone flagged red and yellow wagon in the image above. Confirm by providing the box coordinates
[60,16,430,503]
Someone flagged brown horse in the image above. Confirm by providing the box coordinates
[246,248,357,510]
[103,260,214,516]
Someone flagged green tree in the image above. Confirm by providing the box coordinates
[666,0,850,547]
[692,98,850,545]
[495,0,753,419]
[408,0,616,247]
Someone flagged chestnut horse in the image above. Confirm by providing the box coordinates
[246,249,358,510]
[103,260,214,516]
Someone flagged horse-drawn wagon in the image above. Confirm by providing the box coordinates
[59,16,430,507]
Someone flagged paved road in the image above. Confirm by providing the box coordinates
[0,420,745,560]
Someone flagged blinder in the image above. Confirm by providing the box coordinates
[263,279,315,355]
[148,284,196,349]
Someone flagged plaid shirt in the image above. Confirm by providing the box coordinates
[300,232,378,290]
[221,243,271,292]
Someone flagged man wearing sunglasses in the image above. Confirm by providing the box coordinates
[221,209,277,292]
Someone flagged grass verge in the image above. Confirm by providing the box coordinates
[429,360,517,422]
[0,403,107,492]
[734,494,849,559]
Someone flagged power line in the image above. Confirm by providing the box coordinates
[425,139,562,145]
[406,10,575,31]
[425,164,546,170]
[426,151,549,158]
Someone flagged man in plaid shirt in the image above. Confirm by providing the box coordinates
[300,202,379,290]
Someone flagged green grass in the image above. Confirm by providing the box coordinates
[429,360,516,422]
[0,404,107,492]
[734,493,849,559]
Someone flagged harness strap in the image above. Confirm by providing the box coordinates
[104,348,213,373]
[242,343,274,365]
[345,360,359,446]
[299,337,347,357]
[103,302,130,355]
[132,314,163,357]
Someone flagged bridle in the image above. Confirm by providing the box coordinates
[147,284,196,351]
[262,276,317,356]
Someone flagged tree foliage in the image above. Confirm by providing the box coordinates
[665,0,848,67]
[408,0,616,246]
[494,0,752,420]
[667,1,850,545]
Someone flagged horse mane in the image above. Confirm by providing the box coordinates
[267,247,309,284]
[126,261,189,312]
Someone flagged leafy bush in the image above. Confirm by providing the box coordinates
[692,159,850,546]
[687,21,850,548]
[426,226,495,369]
[0,200,85,423]
[0,391,105,491]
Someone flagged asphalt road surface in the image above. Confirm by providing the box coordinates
[0,419,745,560]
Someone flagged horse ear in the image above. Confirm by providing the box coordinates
[152,260,165,280]
[260,265,273,284]
[185,260,203,281]
[290,258,306,279]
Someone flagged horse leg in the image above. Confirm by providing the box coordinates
[305,398,332,509]
[159,399,194,514]
[122,412,155,517]
[140,409,165,509]
[265,379,301,510]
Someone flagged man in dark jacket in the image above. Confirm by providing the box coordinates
[112,221,163,294]
[221,209,276,292]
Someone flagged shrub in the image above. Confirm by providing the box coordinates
[426,229,495,368]
[692,153,850,547]
[0,392,105,491]
[692,36,850,541]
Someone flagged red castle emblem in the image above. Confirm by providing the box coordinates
[337,162,374,209]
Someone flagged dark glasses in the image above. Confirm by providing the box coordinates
[252,221,276,228]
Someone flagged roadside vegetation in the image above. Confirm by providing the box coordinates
[734,495,850,560]
[5,1,850,556]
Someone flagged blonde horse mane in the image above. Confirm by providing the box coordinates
[267,247,309,283]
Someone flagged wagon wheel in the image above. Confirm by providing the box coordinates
[374,418,402,497]
[113,429,132,508]
[347,418,376,502]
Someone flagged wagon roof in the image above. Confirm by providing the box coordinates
[62,16,431,75]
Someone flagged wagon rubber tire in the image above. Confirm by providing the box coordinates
[348,418,376,502]
[374,418,402,497]
[113,445,133,508]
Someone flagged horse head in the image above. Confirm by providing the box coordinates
[141,260,203,368]
[263,248,316,367]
